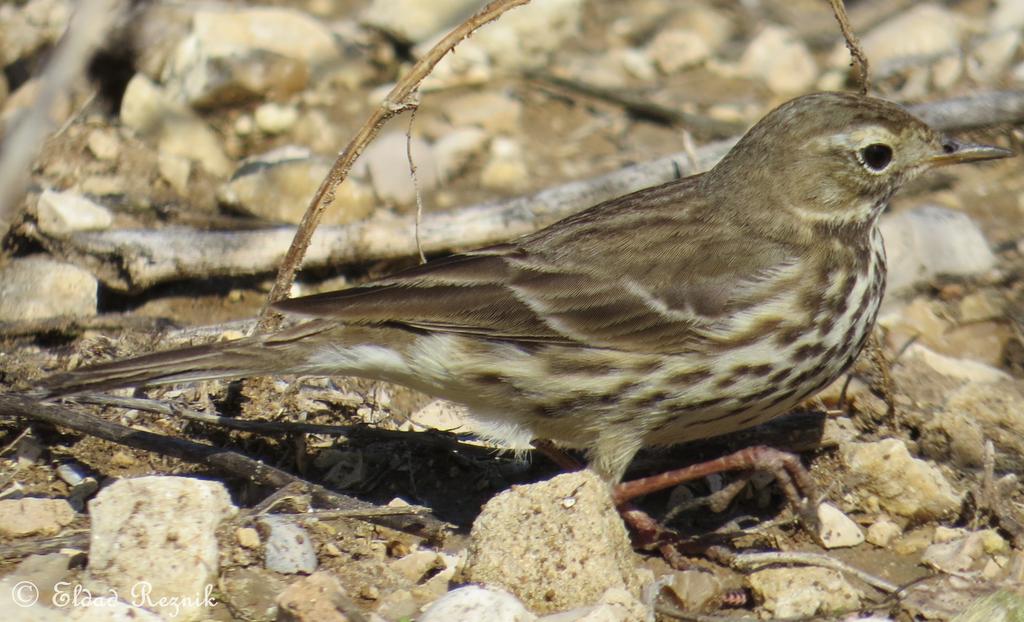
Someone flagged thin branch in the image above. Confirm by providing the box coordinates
[0,0,122,238]
[828,0,871,94]
[406,100,427,264]
[0,394,447,538]
[726,550,899,594]
[70,393,488,456]
[258,0,532,331]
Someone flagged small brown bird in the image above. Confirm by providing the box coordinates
[42,92,1010,492]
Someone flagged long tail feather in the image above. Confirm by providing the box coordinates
[40,337,275,397]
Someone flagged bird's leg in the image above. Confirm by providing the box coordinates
[531,439,584,471]
[613,446,821,533]
[663,473,753,523]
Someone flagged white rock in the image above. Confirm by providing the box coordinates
[163,6,336,105]
[361,0,480,44]
[880,206,997,296]
[157,152,192,197]
[404,399,469,432]
[275,571,354,622]
[817,502,865,549]
[748,567,862,618]
[465,471,647,615]
[434,127,489,181]
[616,48,657,82]
[736,25,817,94]
[0,256,97,321]
[86,476,236,621]
[259,516,318,574]
[922,530,1009,574]
[67,600,166,621]
[866,518,903,547]
[444,91,522,133]
[834,4,963,73]
[120,74,232,177]
[540,587,649,621]
[254,102,298,134]
[468,0,583,71]
[897,343,1010,384]
[36,189,112,235]
[219,148,375,224]
[86,129,119,161]
[991,0,1024,32]
[931,54,963,91]
[480,137,529,192]
[969,30,1021,83]
[0,498,74,537]
[659,570,722,613]
[647,28,710,74]
[362,131,438,205]
[841,439,962,521]
[418,0,583,87]
[421,586,536,622]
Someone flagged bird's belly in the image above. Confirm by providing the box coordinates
[643,258,886,446]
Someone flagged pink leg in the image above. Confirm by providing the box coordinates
[531,439,584,471]
[613,446,820,531]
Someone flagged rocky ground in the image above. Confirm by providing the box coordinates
[1,0,1024,620]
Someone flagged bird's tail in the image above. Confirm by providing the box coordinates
[37,320,344,398]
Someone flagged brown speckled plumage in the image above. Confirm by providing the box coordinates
[41,92,1012,483]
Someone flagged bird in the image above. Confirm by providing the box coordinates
[40,92,1011,497]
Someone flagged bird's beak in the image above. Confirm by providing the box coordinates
[927,139,1014,167]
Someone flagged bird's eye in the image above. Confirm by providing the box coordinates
[859,143,893,171]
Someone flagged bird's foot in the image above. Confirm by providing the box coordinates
[613,445,822,538]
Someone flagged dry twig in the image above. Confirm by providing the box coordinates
[828,0,871,94]
[259,0,532,330]
[0,394,447,537]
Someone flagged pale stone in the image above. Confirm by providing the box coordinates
[896,344,1010,384]
[749,567,862,618]
[157,152,192,197]
[737,25,817,94]
[421,586,536,622]
[259,516,317,574]
[841,439,962,520]
[86,476,236,622]
[444,91,522,133]
[465,471,646,615]
[162,6,337,105]
[236,527,260,549]
[86,129,119,161]
[969,30,1021,83]
[0,256,97,321]
[276,572,350,622]
[362,131,438,205]
[219,148,375,224]
[254,102,298,134]
[433,127,489,181]
[833,4,963,73]
[361,0,480,44]
[647,28,710,73]
[880,206,997,296]
[36,189,112,235]
[0,498,74,537]
[866,518,902,547]
[817,502,865,549]
[480,137,529,193]
[120,74,232,176]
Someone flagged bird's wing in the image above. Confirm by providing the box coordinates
[273,178,804,354]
